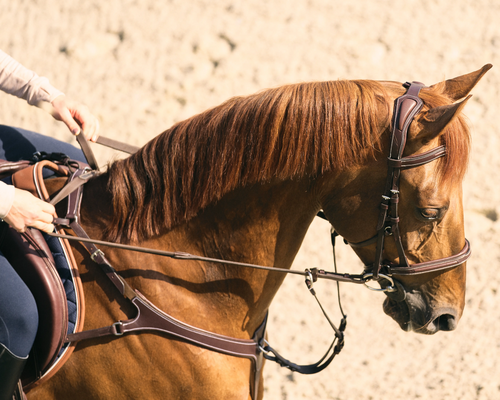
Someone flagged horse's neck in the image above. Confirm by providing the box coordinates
[80,176,319,338]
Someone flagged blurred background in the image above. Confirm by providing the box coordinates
[0,1,498,398]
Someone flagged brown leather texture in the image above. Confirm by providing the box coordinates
[11,165,38,197]
[0,159,31,180]
[0,225,67,384]
[0,159,86,391]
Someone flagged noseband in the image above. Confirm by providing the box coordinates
[346,81,471,287]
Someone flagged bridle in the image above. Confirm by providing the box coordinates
[338,81,471,293]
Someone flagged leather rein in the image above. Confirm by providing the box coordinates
[44,80,470,393]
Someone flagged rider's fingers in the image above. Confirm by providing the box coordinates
[5,189,56,232]
[37,211,54,225]
[40,201,56,215]
[50,96,100,142]
[29,220,55,233]
[10,213,54,233]
[51,97,81,135]
[74,107,100,142]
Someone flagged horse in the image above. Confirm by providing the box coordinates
[28,65,490,399]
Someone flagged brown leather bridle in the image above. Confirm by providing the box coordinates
[342,81,471,291]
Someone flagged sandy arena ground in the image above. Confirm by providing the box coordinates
[0,1,499,399]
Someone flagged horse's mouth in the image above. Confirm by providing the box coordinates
[382,297,459,335]
[383,297,412,331]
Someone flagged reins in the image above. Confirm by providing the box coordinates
[47,230,367,284]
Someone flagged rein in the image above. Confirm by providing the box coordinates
[48,230,366,284]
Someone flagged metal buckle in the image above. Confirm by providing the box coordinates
[78,169,97,181]
[112,321,124,336]
[362,273,397,292]
[91,249,105,262]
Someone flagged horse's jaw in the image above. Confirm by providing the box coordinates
[382,290,462,335]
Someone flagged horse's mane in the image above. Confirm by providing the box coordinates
[104,80,469,242]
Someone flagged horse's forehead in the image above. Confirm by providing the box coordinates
[401,161,455,204]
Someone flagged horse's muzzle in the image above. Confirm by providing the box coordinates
[382,295,460,335]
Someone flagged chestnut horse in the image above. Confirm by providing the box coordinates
[29,65,489,399]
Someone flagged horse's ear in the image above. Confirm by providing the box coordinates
[431,64,492,102]
[414,95,471,142]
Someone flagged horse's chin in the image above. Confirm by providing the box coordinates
[382,297,460,335]
[383,297,412,332]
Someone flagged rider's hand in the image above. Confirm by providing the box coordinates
[3,188,55,233]
[50,95,100,142]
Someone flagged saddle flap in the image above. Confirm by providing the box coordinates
[1,159,85,390]
[0,225,68,381]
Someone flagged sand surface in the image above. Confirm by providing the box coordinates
[0,1,499,399]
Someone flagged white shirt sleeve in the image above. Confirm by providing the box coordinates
[0,181,15,219]
[0,49,64,105]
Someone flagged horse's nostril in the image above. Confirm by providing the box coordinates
[434,313,457,331]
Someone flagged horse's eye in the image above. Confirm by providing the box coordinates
[418,208,441,221]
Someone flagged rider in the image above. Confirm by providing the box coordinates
[0,49,99,399]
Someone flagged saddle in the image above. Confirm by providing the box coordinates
[0,158,85,391]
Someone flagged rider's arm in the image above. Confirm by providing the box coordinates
[0,49,99,141]
[0,181,15,219]
[0,49,63,105]
[0,181,55,233]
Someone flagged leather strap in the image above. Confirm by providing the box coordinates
[360,82,472,279]
[66,292,265,363]
[76,132,139,172]
[96,136,139,154]
[76,134,98,170]
[386,239,471,275]
[387,146,446,169]
[49,170,97,206]
[0,159,30,180]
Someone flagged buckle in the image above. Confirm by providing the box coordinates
[91,249,105,262]
[112,321,124,336]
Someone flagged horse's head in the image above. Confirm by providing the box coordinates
[322,65,491,334]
